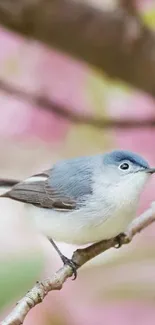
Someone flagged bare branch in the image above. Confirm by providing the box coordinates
[120,0,138,16]
[0,79,155,129]
[0,1,155,96]
[1,202,155,325]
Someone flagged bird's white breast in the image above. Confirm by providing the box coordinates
[27,169,149,245]
[27,196,136,245]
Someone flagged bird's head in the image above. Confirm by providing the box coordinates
[98,150,155,205]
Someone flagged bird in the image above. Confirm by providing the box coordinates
[0,150,155,278]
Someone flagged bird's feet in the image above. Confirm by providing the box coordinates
[61,255,78,280]
[115,233,126,248]
[48,238,78,279]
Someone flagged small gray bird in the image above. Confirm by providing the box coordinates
[1,150,155,278]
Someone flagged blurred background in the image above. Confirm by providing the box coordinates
[0,0,155,324]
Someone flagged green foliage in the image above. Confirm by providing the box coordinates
[0,253,43,310]
[142,9,155,28]
[87,69,130,115]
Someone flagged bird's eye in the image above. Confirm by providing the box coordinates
[119,163,129,170]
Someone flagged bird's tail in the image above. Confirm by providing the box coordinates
[0,179,19,187]
[0,179,20,194]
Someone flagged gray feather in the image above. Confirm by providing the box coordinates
[49,156,95,199]
[103,150,149,169]
[2,156,97,210]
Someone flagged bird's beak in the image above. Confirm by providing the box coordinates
[145,167,155,174]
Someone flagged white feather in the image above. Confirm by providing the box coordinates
[27,171,149,245]
[24,176,48,183]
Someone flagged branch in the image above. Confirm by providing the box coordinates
[1,202,155,325]
[1,79,155,129]
[120,0,138,16]
[0,1,155,96]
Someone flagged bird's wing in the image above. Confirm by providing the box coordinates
[2,171,77,210]
[2,158,93,210]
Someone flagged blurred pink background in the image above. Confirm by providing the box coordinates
[0,0,155,324]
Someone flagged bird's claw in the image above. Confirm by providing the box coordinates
[115,233,126,248]
[61,255,78,280]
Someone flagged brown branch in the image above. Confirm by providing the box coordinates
[1,202,155,325]
[120,0,138,16]
[0,79,155,129]
[0,1,155,96]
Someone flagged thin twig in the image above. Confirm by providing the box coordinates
[1,202,155,325]
[0,79,155,129]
